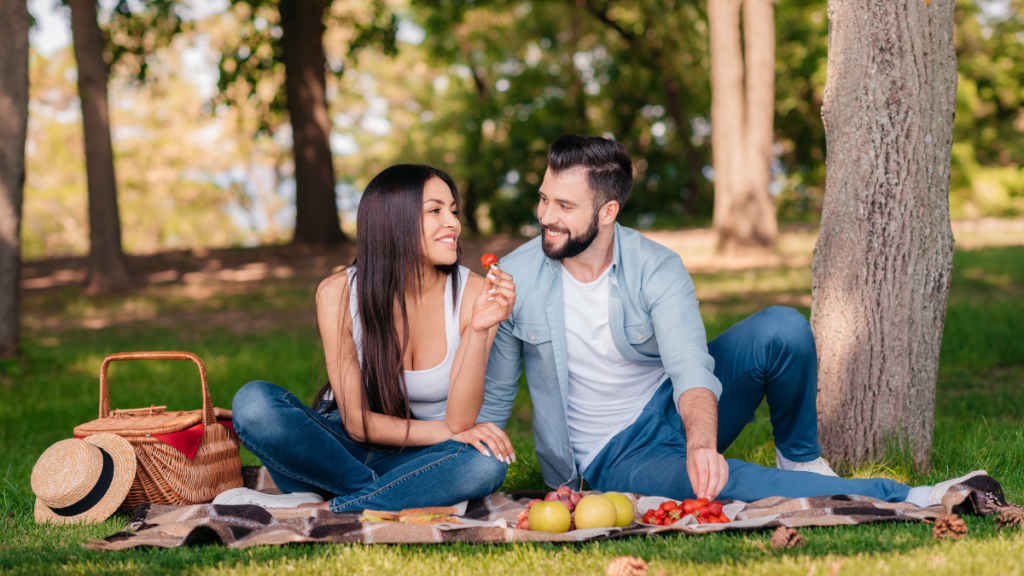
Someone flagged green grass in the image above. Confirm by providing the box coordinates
[2,246,1024,575]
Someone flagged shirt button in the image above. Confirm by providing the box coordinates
[530,335,536,341]
[637,334,643,340]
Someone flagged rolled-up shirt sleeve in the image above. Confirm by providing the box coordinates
[642,253,722,405]
[476,317,523,429]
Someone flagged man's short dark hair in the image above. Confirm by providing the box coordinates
[547,134,633,213]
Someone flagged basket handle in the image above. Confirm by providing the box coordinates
[99,351,216,426]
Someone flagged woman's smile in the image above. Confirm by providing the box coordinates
[437,234,458,248]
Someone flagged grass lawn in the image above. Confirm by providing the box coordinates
[2,241,1023,575]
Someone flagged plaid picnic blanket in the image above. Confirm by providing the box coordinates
[84,468,1019,549]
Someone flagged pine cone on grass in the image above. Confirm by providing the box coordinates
[994,508,1024,529]
[932,514,968,540]
[770,526,804,549]
[605,556,649,576]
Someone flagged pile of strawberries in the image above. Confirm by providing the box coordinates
[641,498,730,526]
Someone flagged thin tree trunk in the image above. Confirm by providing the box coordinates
[709,0,745,249]
[460,68,489,236]
[568,13,589,134]
[0,0,30,359]
[68,0,132,294]
[739,0,778,246]
[279,0,346,246]
[811,0,957,469]
[662,74,706,218]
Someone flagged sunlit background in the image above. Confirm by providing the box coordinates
[23,0,1024,259]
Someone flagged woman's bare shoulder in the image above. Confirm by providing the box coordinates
[463,270,485,293]
[316,268,350,305]
[458,271,483,330]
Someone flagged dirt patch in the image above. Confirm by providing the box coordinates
[19,221,1024,335]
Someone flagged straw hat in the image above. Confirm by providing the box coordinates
[31,434,137,524]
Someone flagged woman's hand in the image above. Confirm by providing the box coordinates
[452,422,516,464]
[471,268,516,333]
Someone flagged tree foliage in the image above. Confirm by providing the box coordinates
[21,0,1024,258]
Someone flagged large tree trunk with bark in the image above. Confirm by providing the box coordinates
[68,0,132,294]
[811,0,957,469]
[0,0,30,359]
[709,0,746,250]
[279,0,346,246]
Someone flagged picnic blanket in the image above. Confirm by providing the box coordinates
[85,468,1019,550]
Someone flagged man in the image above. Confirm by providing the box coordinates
[478,134,978,505]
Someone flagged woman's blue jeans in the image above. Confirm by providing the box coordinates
[232,381,508,512]
[585,307,912,503]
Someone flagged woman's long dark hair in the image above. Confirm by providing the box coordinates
[312,164,462,444]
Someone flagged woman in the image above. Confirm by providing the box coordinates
[218,164,517,512]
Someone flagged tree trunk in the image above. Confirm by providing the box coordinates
[460,68,489,236]
[0,0,30,359]
[661,74,706,218]
[279,0,346,246]
[811,0,957,469]
[739,0,778,247]
[708,0,746,249]
[68,0,132,294]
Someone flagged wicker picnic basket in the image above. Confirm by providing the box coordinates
[73,351,243,508]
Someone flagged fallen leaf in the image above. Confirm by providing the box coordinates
[924,0,931,4]
[926,555,945,562]
[752,541,769,553]
[828,561,843,576]
[806,565,817,576]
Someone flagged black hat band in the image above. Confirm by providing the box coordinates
[47,447,115,517]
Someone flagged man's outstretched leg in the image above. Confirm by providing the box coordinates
[584,381,909,501]
[708,306,835,474]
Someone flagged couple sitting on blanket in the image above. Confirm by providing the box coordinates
[216,134,982,513]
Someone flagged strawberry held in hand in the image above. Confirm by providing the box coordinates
[481,253,500,271]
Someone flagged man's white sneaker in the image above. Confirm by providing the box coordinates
[212,487,325,508]
[927,470,988,506]
[777,452,839,477]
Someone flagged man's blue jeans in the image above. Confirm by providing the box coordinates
[232,381,508,512]
[585,307,911,503]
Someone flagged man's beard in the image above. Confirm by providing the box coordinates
[541,211,600,261]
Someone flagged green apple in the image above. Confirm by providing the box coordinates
[602,492,635,527]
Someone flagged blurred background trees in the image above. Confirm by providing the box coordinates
[16,0,1024,261]
[0,0,30,358]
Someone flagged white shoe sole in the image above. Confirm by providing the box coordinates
[776,451,840,477]
[212,487,325,508]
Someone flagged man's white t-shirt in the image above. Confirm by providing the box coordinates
[562,264,667,474]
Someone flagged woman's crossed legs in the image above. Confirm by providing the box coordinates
[232,380,507,512]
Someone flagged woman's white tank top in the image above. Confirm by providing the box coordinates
[346,266,469,421]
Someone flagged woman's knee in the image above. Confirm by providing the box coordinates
[232,380,287,433]
[459,449,508,497]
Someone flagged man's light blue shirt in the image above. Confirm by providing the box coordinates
[477,223,723,488]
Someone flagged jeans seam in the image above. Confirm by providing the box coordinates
[235,422,343,496]
[238,387,369,494]
[286,391,366,452]
[329,444,468,512]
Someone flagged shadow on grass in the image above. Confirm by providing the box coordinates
[4,246,1024,573]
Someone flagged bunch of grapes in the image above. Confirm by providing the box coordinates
[641,498,730,526]
[515,486,582,530]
